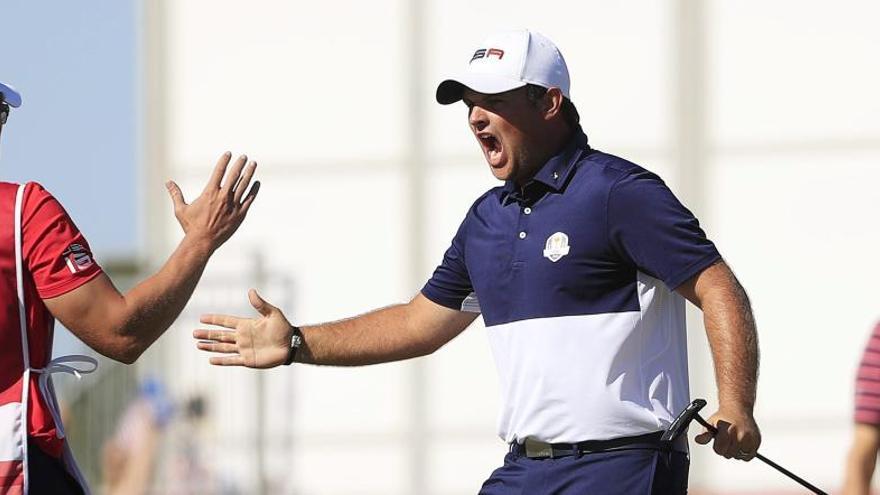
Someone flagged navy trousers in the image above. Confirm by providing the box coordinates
[479,448,689,495]
[27,439,85,495]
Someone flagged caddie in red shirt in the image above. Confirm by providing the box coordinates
[0,81,260,495]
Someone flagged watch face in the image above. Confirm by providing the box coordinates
[285,330,304,366]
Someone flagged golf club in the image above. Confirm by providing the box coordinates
[665,399,828,495]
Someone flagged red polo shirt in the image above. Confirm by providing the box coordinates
[0,181,103,458]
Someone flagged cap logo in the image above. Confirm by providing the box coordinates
[470,48,505,63]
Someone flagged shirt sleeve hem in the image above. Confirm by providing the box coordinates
[855,411,880,426]
[666,252,723,291]
[37,266,104,300]
[420,286,465,312]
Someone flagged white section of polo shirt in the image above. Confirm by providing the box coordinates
[486,272,690,444]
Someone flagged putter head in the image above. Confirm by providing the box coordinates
[661,398,708,442]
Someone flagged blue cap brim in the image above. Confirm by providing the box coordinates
[0,82,22,108]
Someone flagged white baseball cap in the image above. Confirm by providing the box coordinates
[436,29,571,105]
[0,82,22,108]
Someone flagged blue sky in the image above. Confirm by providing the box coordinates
[2,0,140,357]
[1,0,140,259]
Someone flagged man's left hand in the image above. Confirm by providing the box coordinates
[694,407,762,461]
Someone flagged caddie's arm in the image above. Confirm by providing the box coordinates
[44,153,260,364]
[193,291,478,368]
[675,260,762,461]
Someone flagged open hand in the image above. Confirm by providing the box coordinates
[166,152,260,252]
[194,289,294,368]
[695,408,762,461]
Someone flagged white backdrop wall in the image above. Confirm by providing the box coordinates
[143,0,880,493]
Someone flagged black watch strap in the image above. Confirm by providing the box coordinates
[284,326,303,366]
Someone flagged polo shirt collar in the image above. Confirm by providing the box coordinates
[501,128,589,204]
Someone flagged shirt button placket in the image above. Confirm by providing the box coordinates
[519,206,531,241]
[513,204,531,264]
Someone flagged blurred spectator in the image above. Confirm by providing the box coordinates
[843,322,880,495]
[101,377,173,495]
[164,394,241,495]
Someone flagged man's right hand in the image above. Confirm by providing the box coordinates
[194,289,294,369]
[165,152,260,252]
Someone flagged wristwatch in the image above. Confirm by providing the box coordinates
[283,326,304,366]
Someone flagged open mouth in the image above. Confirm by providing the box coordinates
[477,132,503,165]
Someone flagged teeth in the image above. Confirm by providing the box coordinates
[477,133,499,153]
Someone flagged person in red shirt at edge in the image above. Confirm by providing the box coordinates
[843,321,880,495]
[0,81,260,495]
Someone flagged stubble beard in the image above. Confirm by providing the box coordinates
[509,145,540,186]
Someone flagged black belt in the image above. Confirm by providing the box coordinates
[509,431,688,459]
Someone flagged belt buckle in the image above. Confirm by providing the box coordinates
[524,438,554,459]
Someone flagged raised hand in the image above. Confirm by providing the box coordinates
[165,152,260,252]
[194,289,294,368]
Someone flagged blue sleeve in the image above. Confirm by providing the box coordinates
[607,171,721,290]
[421,218,474,311]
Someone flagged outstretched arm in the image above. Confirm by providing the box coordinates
[676,260,761,461]
[44,153,260,364]
[194,291,478,368]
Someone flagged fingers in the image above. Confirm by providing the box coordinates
[206,151,233,192]
[241,181,261,213]
[733,432,760,462]
[193,328,237,343]
[735,449,756,462]
[199,314,241,328]
[165,180,187,210]
[248,288,276,317]
[196,341,238,353]
[210,355,247,366]
[232,161,257,204]
[699,415,760,461]
[221,155,248,196]
[712,420,734,458]
[194,329,246,367]
[694,430,714,445]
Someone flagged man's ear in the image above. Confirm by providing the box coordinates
[542,87,565,121]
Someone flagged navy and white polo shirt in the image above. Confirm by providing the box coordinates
[422,129,721,444]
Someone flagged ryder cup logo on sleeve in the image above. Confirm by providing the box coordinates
[62,244,94,273]
[543,232,570,262]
